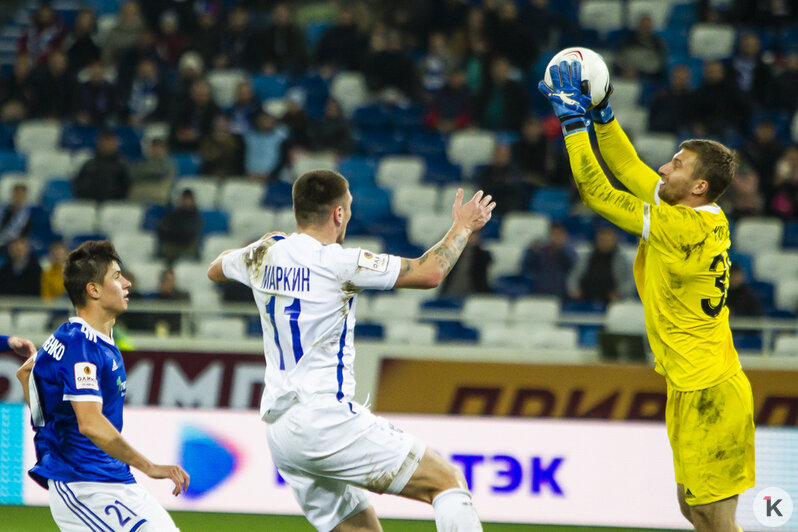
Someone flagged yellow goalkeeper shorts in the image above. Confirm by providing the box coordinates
[666,369,756,506]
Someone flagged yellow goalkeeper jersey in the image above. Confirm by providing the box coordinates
[564,120,740,391]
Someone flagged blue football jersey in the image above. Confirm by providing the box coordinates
[28,317,134,488]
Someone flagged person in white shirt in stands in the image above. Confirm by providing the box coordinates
[208,169,494,532]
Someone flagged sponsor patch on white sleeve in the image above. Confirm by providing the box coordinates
[357,249,390,272]
[74,362,99,391]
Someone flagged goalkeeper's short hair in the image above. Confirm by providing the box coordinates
[679,139,737,203]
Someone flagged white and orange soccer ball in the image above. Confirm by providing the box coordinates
[542,47,611,109]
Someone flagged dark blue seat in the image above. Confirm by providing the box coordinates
[201,210,229,235]
[780,25,798,52]
[492,275,534,297]
[247,316,263,337]
[784,222,798,249]
[435,321,479,343]
[666,55,704,87]
[407,131,447,162]
[338,156,376,188]
[350,186,391,224]
[421,298,464,312]
[656,28,689,56]
[29,206,56,249]
[252,74,289,102]
[171,153,201,176]
[733,332,762,352]
[114,126,143,161]
[142,204,166,231]
[562,300,606,313]
[354,323,384,340]
[423,159,461,185]
[0,123,16,150]
[391,105,424,133]
[751,281,775,312]
[40,179,74,211]
[60,124,98,151]
[728,251,754,280]
[354,131,404,156]
[0,150,26,173]
[531,188,570,221]
[305,21,331,50]
[578,325,601,348]
[351,104,392,131]
[263,180,294,208]
[563,215,595,241]
[294,74,329,119]
[668,2,696,29]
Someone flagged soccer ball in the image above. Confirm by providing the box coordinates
[542,47,610,109]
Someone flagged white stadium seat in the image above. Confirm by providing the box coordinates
[196,316,247,339]
[370,294,420,321]
[512,296,560,326]
[98,201,145,236]
[28,150,72,178]
[579,0,623,33]
[191,288,221,308]
[627,0,672,30]
[273,208,298,233]
[124,260,166,294]
[500,212,551,247]
[384,321,436,345]
[173,261,213,292]
[0,310,12,331]
[51,201,98,237]
[734,218,783,255]
[114,232,157,264]
[330,71,369,117]
[463,295,511,326]
[689,24,736,60]
[343,236,385,254]
[14,311,50,334]
[171,178,219,210]
[613,106,648,137]
[483,242,525,283]
[774,335,798,356]
[407,212,452,248]
[201,234,242,264]
[142,122,169,146]
[15,120,61,154]
[775,279,798,313]
[291,152,337,179]
[230,208,275,240]
[218,180,265,211]
[376,155,425,189]
[635,133,678,167]
[528,327,579,349]
[609,79,641,110]
[207,69,247,108]
[754,251,798,285]
[391,184,439,217]
[263,98,287,119]
[605,300,646,335]
[447,131,495,178]
[0,172,46,203]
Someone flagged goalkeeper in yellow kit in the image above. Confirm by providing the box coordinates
[539,61,754,532]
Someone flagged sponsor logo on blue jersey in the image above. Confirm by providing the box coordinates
[179,425,240,498]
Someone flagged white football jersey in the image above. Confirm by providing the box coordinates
[222,233,401,419]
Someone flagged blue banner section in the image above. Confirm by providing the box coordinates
[0,403,24,504]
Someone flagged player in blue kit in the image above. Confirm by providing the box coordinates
[15,240,189,532]
[1,334,36,357]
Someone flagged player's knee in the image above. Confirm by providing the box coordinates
[678,500,694,524]
[434,462,469,496]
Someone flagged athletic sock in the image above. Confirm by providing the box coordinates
[431,488,482,531]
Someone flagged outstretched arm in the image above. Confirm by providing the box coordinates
[594,120,661,204]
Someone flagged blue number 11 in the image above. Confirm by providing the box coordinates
[266,296,304,370]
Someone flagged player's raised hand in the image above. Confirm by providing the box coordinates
[146,464,190,496]
[451,188,496,232]
[538,60,592,136]
[8,336,36,357]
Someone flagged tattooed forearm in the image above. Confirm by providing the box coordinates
[424,230,468,277]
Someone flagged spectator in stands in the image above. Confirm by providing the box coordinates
[770,145,798,219]
[648,65,695,135]
[364,27,419,101]
[155,10,186,68]
[0,236,41,296]
[64,9,100,73]
[484,0,537,70]
[260,3,307,75]
[772,51,798,115]
[311,98,354,154]
[569,226,634,305]
[30,50,74,120]
[615,15,666,80]
[477,143,533,215]
[218,6,259,70]
[0,55,35,122]
[316,5,368,72]
[743,120,784,202]
[169,78,219,151]
[74,61,116,126]
[116,29,162,99]
[129,138,175,204]
[190,2,223,68]
[425,68,472,133]
[200,114,245,177]
[40,240,67,301]
[149,268,189,333]
[719,163,764,219]
[281,89,313,150]
[229,80,259,135]
[0,184,32,252]
[243,109,290,181]
[157,188,203,263]
[692,60,751,139]
[170,51,204,106]
[463,36,491,94]
[519,0,573,51]
[73,130,130,202]
[730,33,773,108]
[726,265,763,317]
[120,57,167,126]
[419,32,452,99]
[102,1,145,65]
[476,56,528,132]
[513,117,555,186]
[521,222,577,300]
[440,232,491,297]
[18,4,65,65]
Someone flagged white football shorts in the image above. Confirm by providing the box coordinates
[48,479,179,532]
[266,396,426,532]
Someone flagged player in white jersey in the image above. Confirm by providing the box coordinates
[208,169,495,532]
